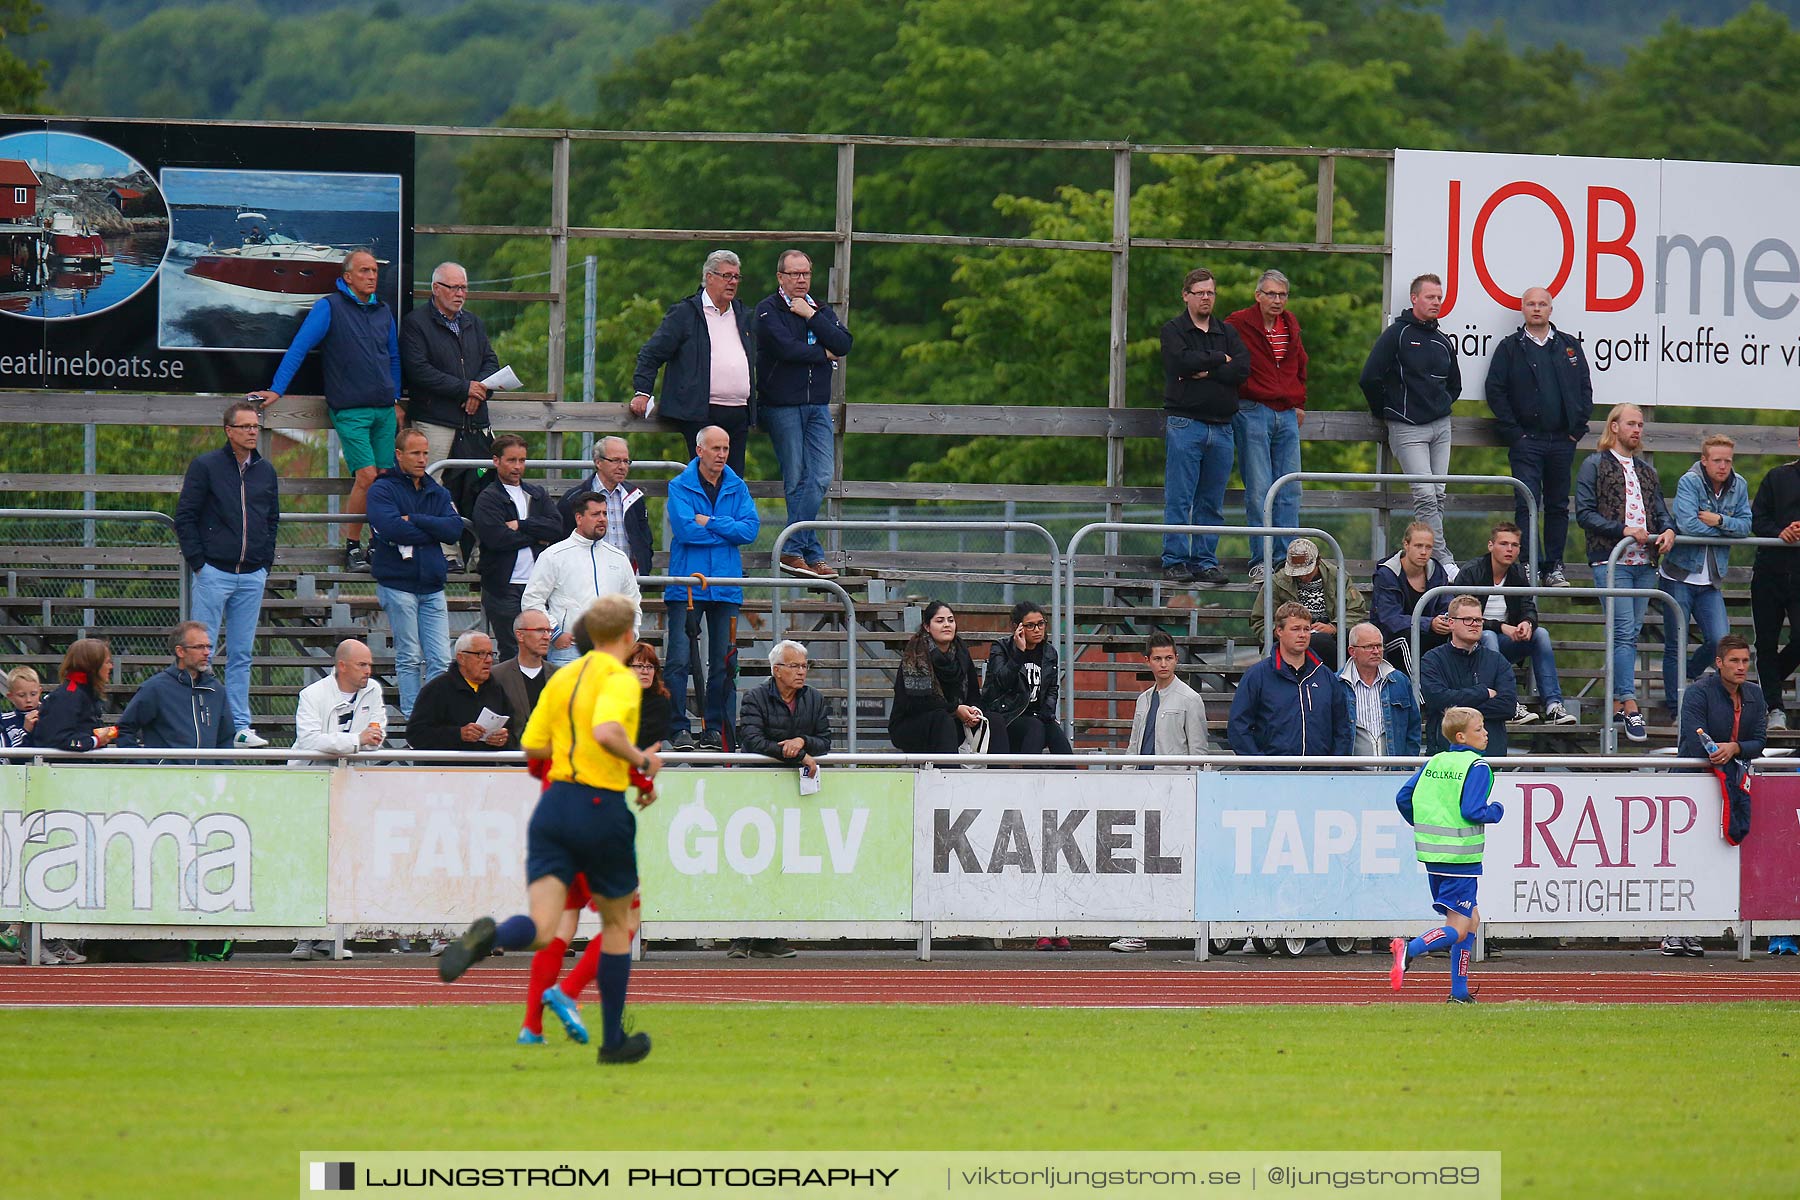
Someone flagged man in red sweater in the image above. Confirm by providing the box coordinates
[1226,269,1309,587]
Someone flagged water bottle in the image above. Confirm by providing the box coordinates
[1696,728,1720,757]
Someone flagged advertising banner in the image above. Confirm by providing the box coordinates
[1195,773,1424,921]
[638,770,913,921]
[0,767,327,924]
[1193,771,1737,925]
[328,768,914,925]
[1391,149,1800,410]
[1739,773,1800,920]
[913,770,1196,921]
[0,117,412,395]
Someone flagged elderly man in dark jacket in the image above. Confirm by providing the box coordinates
[117,620,234,754]
[731,638,833,961]
[629,249,757,475]
[1420,595,1516,757]
[400,260,501,474]
[175,400,280,748]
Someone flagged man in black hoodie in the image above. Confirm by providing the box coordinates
[1160,267,1250,587]
[1750,429,1800,725]
[1360,273,1462,569]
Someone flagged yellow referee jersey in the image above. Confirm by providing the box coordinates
[520,651,642,791]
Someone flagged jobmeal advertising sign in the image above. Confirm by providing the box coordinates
[1391,148,1800,410]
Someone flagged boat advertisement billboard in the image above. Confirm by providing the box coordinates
[0,117,412,394]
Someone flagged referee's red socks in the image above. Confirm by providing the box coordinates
[522,938,569,1036]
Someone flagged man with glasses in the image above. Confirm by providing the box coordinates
[493,612,555,725]
[1338,621,1421,758]
[755,249,852,579]
[400,261,501,482]
[175,400,280,748]
[407,630,516,752]
[629,249,757,474]
[1226,269,1309,585]
[562,436,653,576]
[117,620,235,753]
[1419,595,1516,757]
[1160,267,1250,587]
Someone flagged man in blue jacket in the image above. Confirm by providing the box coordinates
[117,620,234,754]
[174,400,280,748]
[1661,436,1752,715]
[1420,595,1516,758]
[630,250,757,475]
[367,428,466,717]
[1485,287,1594,588]
[756,250,852,579]
[1227,603,1354,757]
[665,425,761,750]
[1359,273,1461,569]
[251,250,400,573]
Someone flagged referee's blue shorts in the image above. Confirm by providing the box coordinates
[525,781,638,900]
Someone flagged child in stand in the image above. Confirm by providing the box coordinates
[2,665,41,748]
[1391,706,1505,1004]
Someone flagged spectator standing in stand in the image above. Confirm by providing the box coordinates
[1226,269,1308,586]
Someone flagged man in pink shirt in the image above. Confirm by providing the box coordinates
[628,249,757,474]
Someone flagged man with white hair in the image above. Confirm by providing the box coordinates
[560,435,654,575]
[523,490,641,669]
[731,639,832,959]
[628,249,757,474]
[400,260,501,467]
[406,630,516,752]
[1338,621,1420,758]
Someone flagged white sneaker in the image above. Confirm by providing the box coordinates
[234,729,269,749]
[1248,563,1267,586]
[1660,937,1685,956]
[50,940,86,965]
[1544,701,1577,726]
[428,939,449,957]
[30,942,66,966]
[1509,703,1539,725]
[290,940,315,960]
[1108,937,1149,953]
[1769,709,1789,730]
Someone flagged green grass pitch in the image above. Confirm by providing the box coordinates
[11,1003,1799,1198]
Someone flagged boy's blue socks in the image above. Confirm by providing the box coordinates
[1449,932,1474,999]
[1407,925,1459,961]
[598,951,632,1050]
[496,914,538,950]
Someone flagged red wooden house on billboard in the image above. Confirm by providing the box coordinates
[108,186,148,216]
[0,159,40,221]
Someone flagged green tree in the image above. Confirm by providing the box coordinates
[0,0,48,112]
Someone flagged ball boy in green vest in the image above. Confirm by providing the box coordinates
[1390,706,1505,1003]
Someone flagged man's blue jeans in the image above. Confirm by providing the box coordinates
[1659,576,1729,710]
[376,584,449,717]
[1508,434,1578,576]
[190,563,267,733]
[1233,401,1301,568]
[1600,562,1681,706]
[1162,415,1234,571]
[664,600,740,736]
[1480,626,1563,705]
[763,403,835,564]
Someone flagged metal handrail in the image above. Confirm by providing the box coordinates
[769,518,1062,649]
[638,573,861,751]
[1409,583,1685,753]
[424,458,687,476]
[0,507,187,620]
[1264,470,1539,582]
[1063,522,1348,731]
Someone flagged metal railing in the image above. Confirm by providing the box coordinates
[639,573,861,750]
[1264,470,1539,581]
[1408,583,1686,753]
[424,457,688,477]
[1062,522,1349,730]
[0,508,187,619]
[769,518,1061,643]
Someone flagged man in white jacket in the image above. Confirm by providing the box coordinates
[1125,630,1209,766]
[289,639,385,961]
[522,491,642,667]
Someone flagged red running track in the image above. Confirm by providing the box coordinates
[3,966,1799,1008]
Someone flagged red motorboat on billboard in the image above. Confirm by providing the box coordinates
[44,205,110,266]
[182,212,367,309]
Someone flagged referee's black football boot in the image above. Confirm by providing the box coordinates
[438,916,496,984]
[598,1031,653,1065]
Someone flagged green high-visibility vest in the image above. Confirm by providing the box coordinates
[1410,750,1489,865]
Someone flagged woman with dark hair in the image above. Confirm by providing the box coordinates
[888,600,981,754]
[981,599,1071,757]
[33,638,116,753]
[629,640,672,751]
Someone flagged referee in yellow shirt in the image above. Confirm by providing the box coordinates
[438,594,663,1064]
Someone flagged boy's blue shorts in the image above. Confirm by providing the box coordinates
[1428,873,1478,918]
